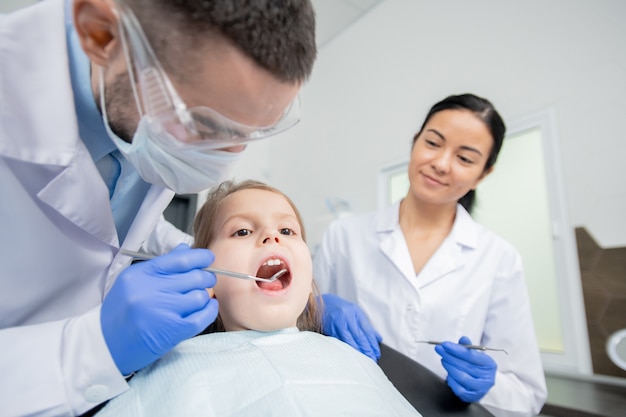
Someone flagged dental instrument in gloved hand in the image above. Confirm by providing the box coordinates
[101,244,219,376]
[417,340,508,354]
[319,293,383,362]
[120,249,285,282]
[434,336,498,403]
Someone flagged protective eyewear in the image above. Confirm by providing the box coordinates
[114,1,301,150]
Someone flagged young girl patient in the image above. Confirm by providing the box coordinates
[97,179,421,417]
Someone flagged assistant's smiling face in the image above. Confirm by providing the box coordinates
[407,109,494,208]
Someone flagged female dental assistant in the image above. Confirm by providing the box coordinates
[0,0,316,415]
[314,94,547,417]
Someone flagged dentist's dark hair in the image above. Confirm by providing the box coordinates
[127,0,317,83]
[412,93,506,213]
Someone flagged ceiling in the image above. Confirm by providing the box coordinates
[312,0,384,47]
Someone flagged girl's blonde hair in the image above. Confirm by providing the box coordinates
[193,179,322,334]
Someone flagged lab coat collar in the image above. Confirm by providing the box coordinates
[36,145,118,245]
[451,204,479,250]
[375,200,402,233]
[418,205,480,287]
[376,201,480,287]
[375,201,478,245]
[376,201,417,283]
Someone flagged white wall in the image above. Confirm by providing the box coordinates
[0,0,38,13]
[251,0,626,252]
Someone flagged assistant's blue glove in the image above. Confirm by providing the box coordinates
[435,336,497,403]
[320,293,383,361]
[101,244,218,375]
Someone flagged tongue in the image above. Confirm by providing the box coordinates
[257,280,283,291]
[256,264,284,291]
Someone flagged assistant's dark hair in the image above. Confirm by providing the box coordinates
[412,93,506,213]
[127,0,317,83]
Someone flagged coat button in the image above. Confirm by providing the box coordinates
[85,385,110,403]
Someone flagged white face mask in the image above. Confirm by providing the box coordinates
[99,73,243,194]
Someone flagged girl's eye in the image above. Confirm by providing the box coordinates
[233,229,251,237]
[280,228,295,236]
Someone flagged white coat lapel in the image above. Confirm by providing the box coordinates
[417,206,477,288]
[377,203,416,283]
[37,145,118,246]
[122,186,175,251]
[106,186,175,292]
[417,237,465,288]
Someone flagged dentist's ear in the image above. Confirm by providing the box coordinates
[73,0,121,67]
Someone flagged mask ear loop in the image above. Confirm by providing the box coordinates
[98,66,112,128]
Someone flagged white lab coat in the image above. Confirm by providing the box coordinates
[313,201,548,417]
[0,1,190,415]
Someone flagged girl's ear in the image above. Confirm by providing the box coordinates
[73,0,121,67]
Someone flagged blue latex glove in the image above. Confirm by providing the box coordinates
[435,336,497,403]
[101,244,218,375]
[320,293,383,361]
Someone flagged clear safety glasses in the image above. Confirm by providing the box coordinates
[113,1,301,150]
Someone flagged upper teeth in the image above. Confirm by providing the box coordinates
[263,258,281,266]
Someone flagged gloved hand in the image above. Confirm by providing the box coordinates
[435,336,497,403]
[320,293,383,361]
[101,244,218,375]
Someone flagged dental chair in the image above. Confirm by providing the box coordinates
[379,344,495,416]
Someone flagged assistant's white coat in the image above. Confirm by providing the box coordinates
[313,202,548,417]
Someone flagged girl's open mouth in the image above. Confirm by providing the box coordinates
[255,258,291,291]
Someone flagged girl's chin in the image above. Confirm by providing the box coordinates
[244,318,299,332]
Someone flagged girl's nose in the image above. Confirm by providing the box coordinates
[262,236,280,244]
